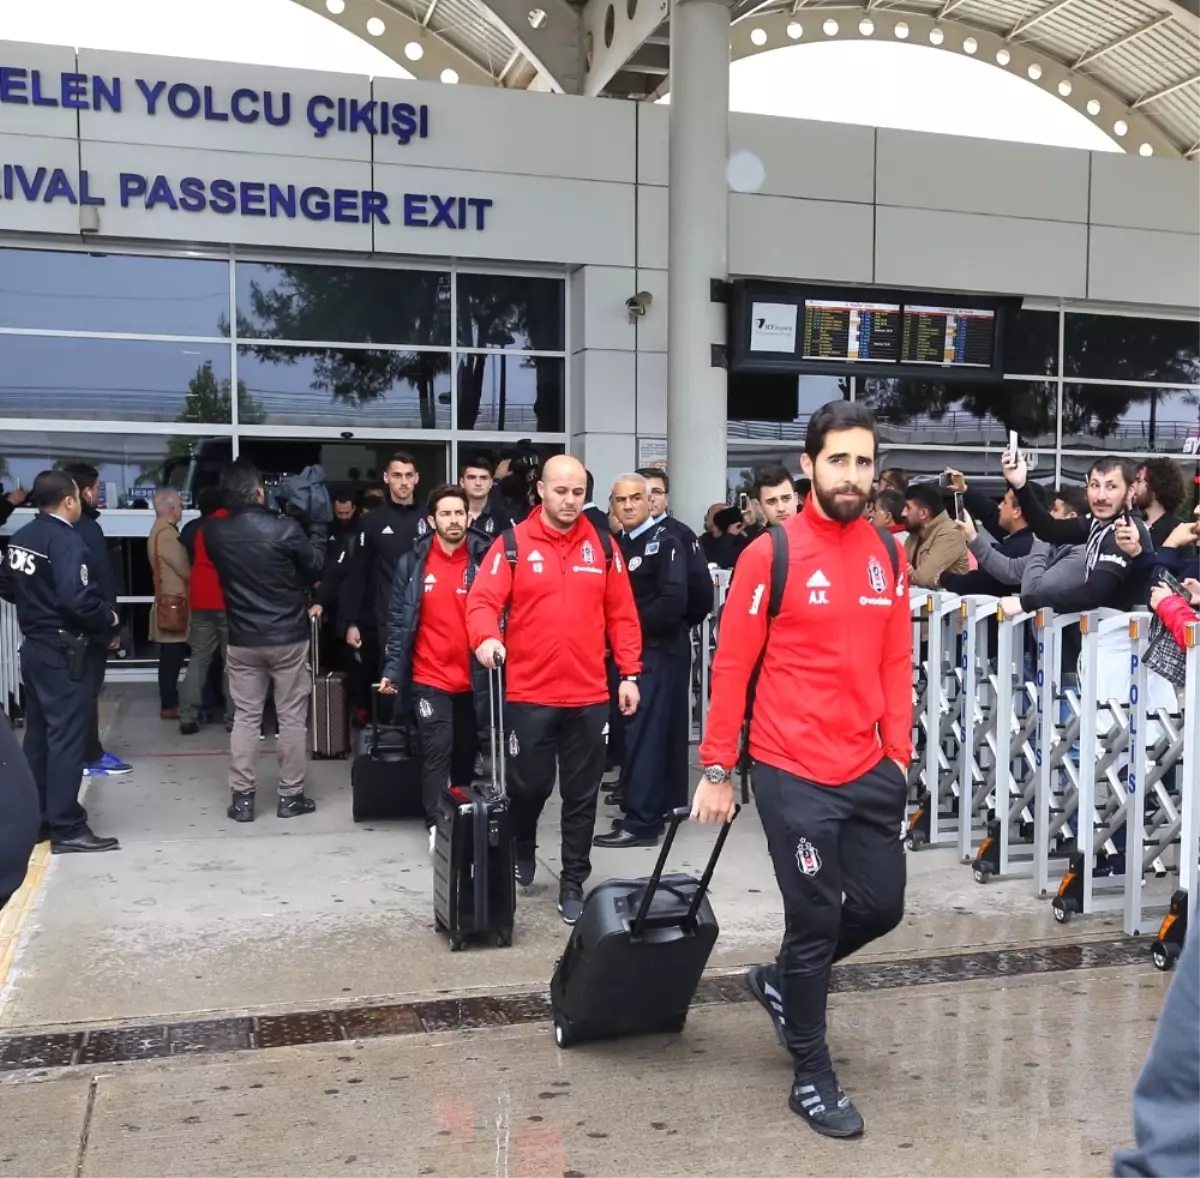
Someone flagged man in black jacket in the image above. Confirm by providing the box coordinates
[378,486,493,851]
[341,453,428,695]
[61,463,129,779]
[205,461,326,824]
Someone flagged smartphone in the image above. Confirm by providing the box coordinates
[738,492,750,513]
[1159,569,1190,599]
[1006,429,1019,466]
[938,471,950,490]
[954,491,964,520]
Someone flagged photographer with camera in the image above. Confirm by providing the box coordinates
[205,460,326,824]
[490,441,543,526]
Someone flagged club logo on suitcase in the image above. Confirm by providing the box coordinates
[795,837,822,877]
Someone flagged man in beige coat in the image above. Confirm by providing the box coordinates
[903,482,969,590]
[149,489,191,719]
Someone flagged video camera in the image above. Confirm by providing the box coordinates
[498,440,542,506]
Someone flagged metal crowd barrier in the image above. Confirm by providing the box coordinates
[691,582,1198,950]
[0,598,22,719]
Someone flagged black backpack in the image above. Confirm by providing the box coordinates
[501,526,613,569]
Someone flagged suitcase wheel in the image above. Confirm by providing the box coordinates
[554,1017,576,1049]
[495,929,512,948]
[665,1015,687,1035]
[450,933,467,952]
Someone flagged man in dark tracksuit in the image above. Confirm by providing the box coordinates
[0,471,121,853]
[61,463,129,778]
[695,401,912,1140]
[379,487,492,850]
[595,475,689,848]
[341,454,427,721]
[467,455,643,926]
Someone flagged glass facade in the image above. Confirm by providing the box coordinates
[0,246,569,509]
[729,306,1200,490]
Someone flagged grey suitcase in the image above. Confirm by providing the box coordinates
[309,616,350,759]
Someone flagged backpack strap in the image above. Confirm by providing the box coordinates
[596,526,613,569]
[766,524,789,619]
[502,527,519,567]
[873,524,900,582]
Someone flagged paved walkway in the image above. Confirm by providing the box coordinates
[0,684,1172,1176]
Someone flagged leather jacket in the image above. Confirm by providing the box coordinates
[205,504,326,647]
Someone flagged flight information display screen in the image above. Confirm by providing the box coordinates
[901,305,997,367]
[802,299,901,363]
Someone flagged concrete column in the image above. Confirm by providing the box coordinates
[667,0,731,534]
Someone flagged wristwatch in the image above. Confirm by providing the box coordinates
[703,765,731,784]
[620,674,640,685]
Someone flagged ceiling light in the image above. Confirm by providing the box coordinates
[962,37,977,54]
[894,21,909,39]
[325,0,345,12]
[1027,62,1042,80]
[366,16,386,35]
[528,7,547,28]
[996,47,1011,65]
[858,18,874,36]
[1057,79,1072,96]
[440,68,459,84]
[750,27,768,45]
[786,21,803,39]
[1113,119,1128,136]
[929,27,944,45]
[822,18,839,35]
[1086,98,1101,115]
[1139,142,1153,156]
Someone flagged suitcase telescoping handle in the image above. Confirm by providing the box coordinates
[488,657,506,799]
[631,804,741,938]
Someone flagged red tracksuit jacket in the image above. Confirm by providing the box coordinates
[699,506,913,786]
[466,512,642,707]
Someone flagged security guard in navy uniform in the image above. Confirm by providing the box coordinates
[0,471,121,853]
[594,473,689,849]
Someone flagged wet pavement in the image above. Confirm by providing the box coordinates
[0,685,1176,1175]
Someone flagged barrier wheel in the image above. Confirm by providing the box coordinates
[972,863,991,885]
[554,1017,575,1049]
[1151,941,1179,972]
[1052,897,1077,924]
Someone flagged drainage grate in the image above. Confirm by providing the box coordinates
[0,937,1151,1073]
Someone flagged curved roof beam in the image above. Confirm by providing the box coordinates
[723,11,1182,158]
[291,0,585,92]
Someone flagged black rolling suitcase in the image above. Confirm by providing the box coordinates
[432,666,516,951]
[350,687,423,822]
[550,804,739,1048]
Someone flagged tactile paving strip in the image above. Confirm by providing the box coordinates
[0,937,1151,1072]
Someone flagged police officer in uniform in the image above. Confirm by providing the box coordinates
[595,472,689,849]
[0,471,121,853]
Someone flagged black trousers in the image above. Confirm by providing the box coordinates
[506,701,608,890]
[619,637,690,838]
[83,641,108,764]
[753,758,907,1077]
[413,684,478,827]
[20,641,92,839]
[0,709,40,910]
[158,642,188,710]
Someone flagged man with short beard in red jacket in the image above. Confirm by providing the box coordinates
[694,401,912,1141]
[467,454,642,926]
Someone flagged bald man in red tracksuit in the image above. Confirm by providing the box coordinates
[467,501,642,925]
[699,501,913,1136]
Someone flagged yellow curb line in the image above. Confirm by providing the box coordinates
[0,840,52,995]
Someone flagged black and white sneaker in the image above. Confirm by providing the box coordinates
[557,888,584,926]
[746,963,788,1050]
[515,858,536,887]
[789,1074,864,1139]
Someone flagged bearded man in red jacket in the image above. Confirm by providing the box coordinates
[694,400,913,1141]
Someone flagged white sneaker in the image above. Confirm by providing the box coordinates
[428,827,437,857]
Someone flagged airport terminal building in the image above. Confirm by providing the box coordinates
[0,27,1197,662]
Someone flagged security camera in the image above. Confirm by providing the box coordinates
[626,291,653,321]
[340,430,354,439]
